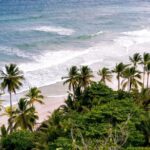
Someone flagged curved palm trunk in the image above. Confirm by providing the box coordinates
[143,67,145,88]
[22,114,28,130]
[128,78,131,92]
[72,84,75,94]
[118,74,120,90]
[9,92,13,132]
[32,102,34,108]
[103,77,106,85]
[9,92,12,111]
[147,72,150,88]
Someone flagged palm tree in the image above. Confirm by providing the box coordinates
[26,87,44,107]
[112,63,128,90]
[129,53,142,68]
[141,53,150,87]
[122,67,142,91]
[98,67,112,85]
[146,62,150,88]
[0,64,24,112]
[62,66,79,92]
[0,125,8,137]
[136,88,150,108]
[2,106,15,133]
[0,100,3,111]
[13,98,38,131]
[141,112,150,145]
[78,66,93,89]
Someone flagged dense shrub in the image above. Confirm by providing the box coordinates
[1,130,34,150]
[34,83,146,149]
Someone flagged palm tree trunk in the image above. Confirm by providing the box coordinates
[143,68,145,88]
[73,84,75,94]
[128,79,131,92]
[9,92,13,133]
[9,92,12,113]
[22,115,27,130]
[104,77,106,85]
[147,72,149,88]
[118,75,120,90]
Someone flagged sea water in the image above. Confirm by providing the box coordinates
[0,0,150,96]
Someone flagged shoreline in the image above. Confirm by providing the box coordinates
[0,67,144,127]
[0,67,147,127]
[0,81,68,127]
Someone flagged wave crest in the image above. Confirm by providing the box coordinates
[78,31,103,39]
[114,29,150,47]
[0,46,32,58]
[32,26,75,36]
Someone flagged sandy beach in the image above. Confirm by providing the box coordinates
[0,81,68,127]
[0,71,143,127]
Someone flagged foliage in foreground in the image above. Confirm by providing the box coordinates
[34,83,149,149]
[0,52,150,149]
[0,82,150,150]
[0,130,34,150]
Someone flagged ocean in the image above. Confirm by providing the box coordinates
[0,0,150,92]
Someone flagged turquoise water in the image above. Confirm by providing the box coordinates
[0,0,150,90]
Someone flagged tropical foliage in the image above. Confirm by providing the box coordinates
[98,67,112,84]
[0,52,150,149]
[25,87,44,107]
[12,98,38,131]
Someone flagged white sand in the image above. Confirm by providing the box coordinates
[0,81,68,127]
[0,72,146,127]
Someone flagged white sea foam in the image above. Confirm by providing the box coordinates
[0,46,31,58]
[91,31,103,37]
[18,41,125,89]
[78,31,103,39]
[81,59,103,66]
[32,26,75,36]
[19,49,91,73]
[114,29,150,48]
[3,29,150,97]
[123,29,150,37]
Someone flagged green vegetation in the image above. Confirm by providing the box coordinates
[0,53,150,149]
[0,130,34,150]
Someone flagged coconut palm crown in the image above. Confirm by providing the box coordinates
[98,67,112,85]
[141,53,150,87]
[122,67,142,91]
[78,66,94,89]
[62,66,79,92]
[112,63,128,90]
[129,53,142,67]
[26,87,44,107]
[13,98,38,131]
[0,64,24,110]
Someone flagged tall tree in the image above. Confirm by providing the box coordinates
[122,67,142,91]
[0,100,3,111]
[98,67,112,85]
[0,125,8,138]
[112,63,128,90]
[141,53,150,87]
[0,64,24,112]
[140,112,150,145]
[62,66,79,92]
[26,87,44,107]
[129,53,142,68]
[78,66,93,89]
[2,106,15,133]
[146,62,150,88]
[0,64,24,132]
[13,98,38,131]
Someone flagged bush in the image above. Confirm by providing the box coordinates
[1,130,34,150]
[126,147,150,150]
